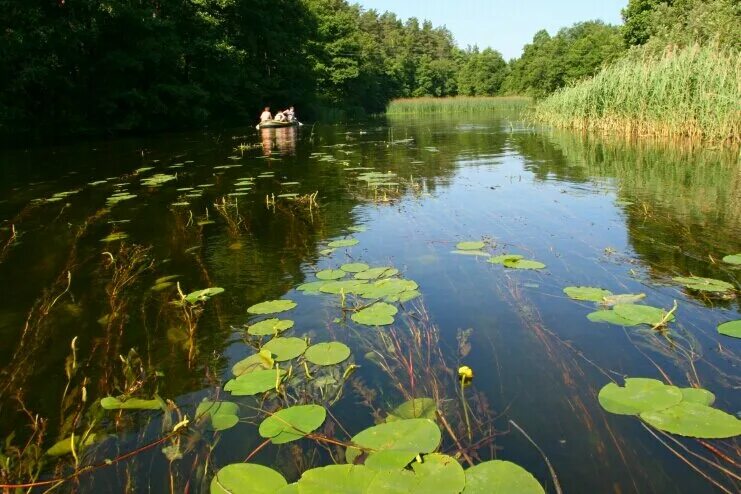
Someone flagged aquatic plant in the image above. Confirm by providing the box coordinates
[386,96,531,115]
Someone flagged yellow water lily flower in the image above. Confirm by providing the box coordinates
[458,365,474,381]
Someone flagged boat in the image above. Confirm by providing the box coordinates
[258,120,299,129]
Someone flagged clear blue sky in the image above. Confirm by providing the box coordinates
[356,0,627,60]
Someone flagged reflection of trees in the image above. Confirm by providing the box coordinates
[509,131,741,287]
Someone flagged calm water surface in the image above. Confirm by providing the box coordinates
[0,114,739,493]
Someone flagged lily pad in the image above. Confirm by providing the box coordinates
[451,250,491,257]
[598,378,682,415]
[196,400,239,431]
[456,241,485,251]
[613,304,674,326]
[305,342,351,366]
[341,263,370,273]
[488,254,523,265]
[211,463,287,494]
[601,293,646,306]
[354,267,399,280]
[563,286,613,302]
[587,310,639,326]
[296,465,376,493]
[259,404,327,444]
[386,289,422,303]
[232,350,274,376]
[346,418,442,465]
[722,253,741,265]
[328,239,359,248]
[717,320,741,339]
[262,337,307,362]
[297,281,329,294]
[672,276,734,293]
[247,318,294,336]
[248,299,297,315]
[640,401,741,438]
[317,269,347,281]
[351,302,398,326]
[463,460,544,494]
[101,396,162,411]
[225,369,286,396]
[680,387,715,406]
[410,454,465,494]
[503,259,545,270]
[357,279,418,300]
[319,280,369,295]
[184,287,225,304]
[387,398,436,422]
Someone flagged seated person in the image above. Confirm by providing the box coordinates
[284,106,296,122]
[260,107,272,122]
[274,111,287,122]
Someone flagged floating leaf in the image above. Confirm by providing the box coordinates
[354,267,399,280]
[262,337,307,362]
[328,239,359,248]
[503,259,545,270]
[640,402,741,438]
[225,369,286,396]
[351,302,398,326]
[277,484,298,494]
[297,465,376,493]
[409,454,465,494]
[317,269,347,281]
[101,396,162,411]
[259,404,326,444]
[598,378,682,415]
[196,401,239,431]
[456,241,485,251]
[488,254,523,265]
[722,254,741,265]
[346,418,442,465]
[613,304,674,326]
[210,463,287,494]
[563,286,613,302]
[451,250,490,257]
[247,318,294,336]
[365,450,418,470]
[463,460,544,494]
[349,226,367,233]
[680,388,715,406]
[319,280,369,295]
[717,320,741,339]
[232,350,274,376]
[305,342,351,366]
[672,276,734,293]
[386,289,422,303]
[387,398,436,422]
[587,310,639,326]
[297,281,328,294]
[47,434,98,457]
[319,248,335,256]
[341,263,370,273]
[601,293,646,306]
[184,287,225,304]
[247,299,297,315]
[357,279,418,300]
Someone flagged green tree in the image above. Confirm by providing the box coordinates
[458,47,508,96]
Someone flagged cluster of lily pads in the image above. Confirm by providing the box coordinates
[598,378,741,439]
[562,286,673,327]
[211,415,544,494]
[452,240,546,270]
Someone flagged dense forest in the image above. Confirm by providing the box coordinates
[1,0,737,139]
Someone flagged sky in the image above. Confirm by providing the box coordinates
[356,0,628,60]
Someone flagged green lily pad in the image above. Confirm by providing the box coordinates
[640,401,741,439]
[296,465,376,493]
[456,241,485,251]
[247,299,297,315]
[297,281,329,294]
[451,250,491,257]
[317,269,347,280]
[196,400,239,431]
[503,259,545,270]
[357,279,418,300]
[259,404,327,444]
[488,254,523,265]
[349,226,367,232]
[365,450,418,470]
[232,350,274,376]
[328,239,359,248]
[341,263,370,273]
[225,369,286,396]
[410,454,465,494]
[463,460,544,494]
[184,287,225,304]
[319,280,369,295]
[386,289,422,303]
[277,484,298,494]
[587,310,640,326]
[354,267,399,280]
[680,387,715,406]
[351,302,398,326]
[247,318,294,336]
[319,248,335,256]
[598,378,682,415]
[601,293,646,306]
[672,276,734,293]
[717,320,741,339]
[613,304,674,326]
[387,398,436,422]
[211,463,287,494]
[304,342,351,366]
[563,286,613,302]
[101,396,162,411]
[346,418,442,465]
[262,337,307,362]
[722,254,741,265]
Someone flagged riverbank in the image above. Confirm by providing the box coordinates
[386,96,531,115]
[534,45,740,144]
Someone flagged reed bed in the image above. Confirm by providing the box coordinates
[534,45,740,144]
[386,96,531,115]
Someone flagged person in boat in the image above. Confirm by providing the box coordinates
[260,107,272,122]
[274,110,287,122]
[284,106,296,122]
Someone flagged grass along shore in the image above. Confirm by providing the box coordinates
[386,96,531,114]
[534,45,740,144]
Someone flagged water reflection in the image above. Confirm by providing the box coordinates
[260,127,297,156]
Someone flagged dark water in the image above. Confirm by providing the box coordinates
[0,114,739,493]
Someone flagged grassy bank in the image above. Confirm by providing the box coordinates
[534,45,740,144]
[386,96,531,115]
